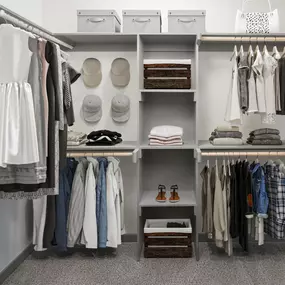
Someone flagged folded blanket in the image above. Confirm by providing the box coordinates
[150,125,183,138]
[149,142,183,146]
[149,138,182,144]
[86,136,122,146]
[210,131,243,140]
[68,131,87,142]
[148,135,182,141]
[67,139,88,146]
[250,128,280,136]
[248,134,281,143]
[247,139,282,145]
[210,138,244,145]
[215,126,240,132]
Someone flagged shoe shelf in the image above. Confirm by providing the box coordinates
[139,190,197,207]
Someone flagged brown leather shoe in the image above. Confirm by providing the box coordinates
[156,185,167,202]
[169,185,180,203]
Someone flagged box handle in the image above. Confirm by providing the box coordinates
[87,17,106,23]
[133,18,151,23]
[178,18,196,23]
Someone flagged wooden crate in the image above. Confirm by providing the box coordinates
[144,219,192,258]
[144,63,191,89]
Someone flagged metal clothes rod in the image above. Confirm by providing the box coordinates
[0,7,73,50]
[200,36,285,43]
[201,151,285,157]
[67,152,133,158]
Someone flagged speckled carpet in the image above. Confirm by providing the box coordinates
[3,243,285,285]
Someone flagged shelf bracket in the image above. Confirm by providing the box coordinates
[132,148,140,163]
[195,148,202,163]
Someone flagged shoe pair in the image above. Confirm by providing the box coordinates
[156,185,180,203]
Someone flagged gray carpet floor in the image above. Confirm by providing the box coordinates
[3,242,285,285]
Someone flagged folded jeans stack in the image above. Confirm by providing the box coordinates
[247,128,282,145]
[86,130,122,146]
[67,131,88,146]
[210,126,243,145]
[149,125,183,146]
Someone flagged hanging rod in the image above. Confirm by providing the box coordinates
[0,6,73,50]
[200,151,285,157]
[200,34,285,44]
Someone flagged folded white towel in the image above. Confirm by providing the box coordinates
[149,139,183,144]
[210,138,243,145]
[215,126,240,132]
[68,131,87,142]
[149,142,183,146]
[150,126,183,138]
[148,135,182,141]
[67,139,88,146]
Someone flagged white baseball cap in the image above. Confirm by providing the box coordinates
[82,58,102,88]
[82,95,102,123]
[111,94,130,123]
[110,58,130,87]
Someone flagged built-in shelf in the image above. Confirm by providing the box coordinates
[67,141,137,152]
[55,33,137,47]
[139,190,196,207]
[141,141,196,150]
[140,89,196,93]
[140,33,197,46]
[199,141,285,150]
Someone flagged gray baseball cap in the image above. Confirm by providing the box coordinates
[110,58,130,87]
[82,95,102,123]
[111,94,130,123]
[82,58,102,88]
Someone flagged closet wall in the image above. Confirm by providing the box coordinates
[0,0,43,274]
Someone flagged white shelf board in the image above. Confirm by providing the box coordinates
[139,190,196,207]
[141,141,196,150]
[55,33,137,46]
[140,89,196,93]
[67,141,137,152]
[199,140,285,150]
[140,33,197,45]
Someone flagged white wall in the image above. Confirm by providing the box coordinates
[0,0,42,274]
[0,0,43,25]
[43,0,285,33]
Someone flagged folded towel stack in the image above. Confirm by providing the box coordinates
[86,130,122,146]
[247,128,282,145]
[149,125,183,146]
[67,131,88,146]
[210,126,243,145]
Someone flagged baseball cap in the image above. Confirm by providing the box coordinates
[110,58,130,87]
[82,58,102,88]
[82,95,102,123]
[111,94,130,123]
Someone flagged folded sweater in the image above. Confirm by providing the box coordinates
[148,135,182,141]
[149,138,182,144]
[150,126,183,138]
[210,138,243,145]
[215,126,239,132]
[250,128,280,136]
[247,139,282,145]
[149,142,183,146]
[210,131,243,140]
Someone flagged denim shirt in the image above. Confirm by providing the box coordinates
[97,157,108,248]
[250,163,269,218]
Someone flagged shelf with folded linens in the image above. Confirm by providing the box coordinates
[140,141,196,150]
[139,190,197,207]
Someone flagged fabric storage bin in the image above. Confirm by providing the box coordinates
[77,10,121,33]
[122,10,161,33]
[168,10,206,34]
[144,219,192,258]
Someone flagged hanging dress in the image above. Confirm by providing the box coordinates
[0,24,39,167]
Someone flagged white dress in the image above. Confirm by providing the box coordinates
[225,53,242,125]
[0,24,39,167]
[262,52,278,124]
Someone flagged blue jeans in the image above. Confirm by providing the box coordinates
[96,158,108,248]
[251,163,269,217]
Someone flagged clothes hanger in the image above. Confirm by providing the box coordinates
[255,154,259,164]
[206,159,210,169]
[223,156,226,176]
[245,153,248,163]
[227,153,231,176]
[238,152,241,163]
[231,37,238,61]
[263,37,269,56]
[239,37,244,57]
[248,37,254,58]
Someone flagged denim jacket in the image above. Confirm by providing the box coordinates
[250,163,269,218]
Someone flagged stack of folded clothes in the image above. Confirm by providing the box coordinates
[210,125,243,145]
[67,131,88,146]
[86,130,122,146]
[149,125,183,146]
[247,128,282,145]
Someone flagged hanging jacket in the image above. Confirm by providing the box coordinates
[230,163,239,238]
[97,158,108,248]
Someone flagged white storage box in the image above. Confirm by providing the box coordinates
[77,10,121,33]
[168,10,206,34]
[122,10,161,34]
[144,219,192,234]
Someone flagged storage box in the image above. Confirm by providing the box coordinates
[144,219,192,258]
[144,60,191,89]
[168,10,206,34]
[122,10,161,34]
[77,10,121,33]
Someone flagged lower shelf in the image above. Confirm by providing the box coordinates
[139,190,196,207]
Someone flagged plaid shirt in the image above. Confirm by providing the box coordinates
[264,163,285,239]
